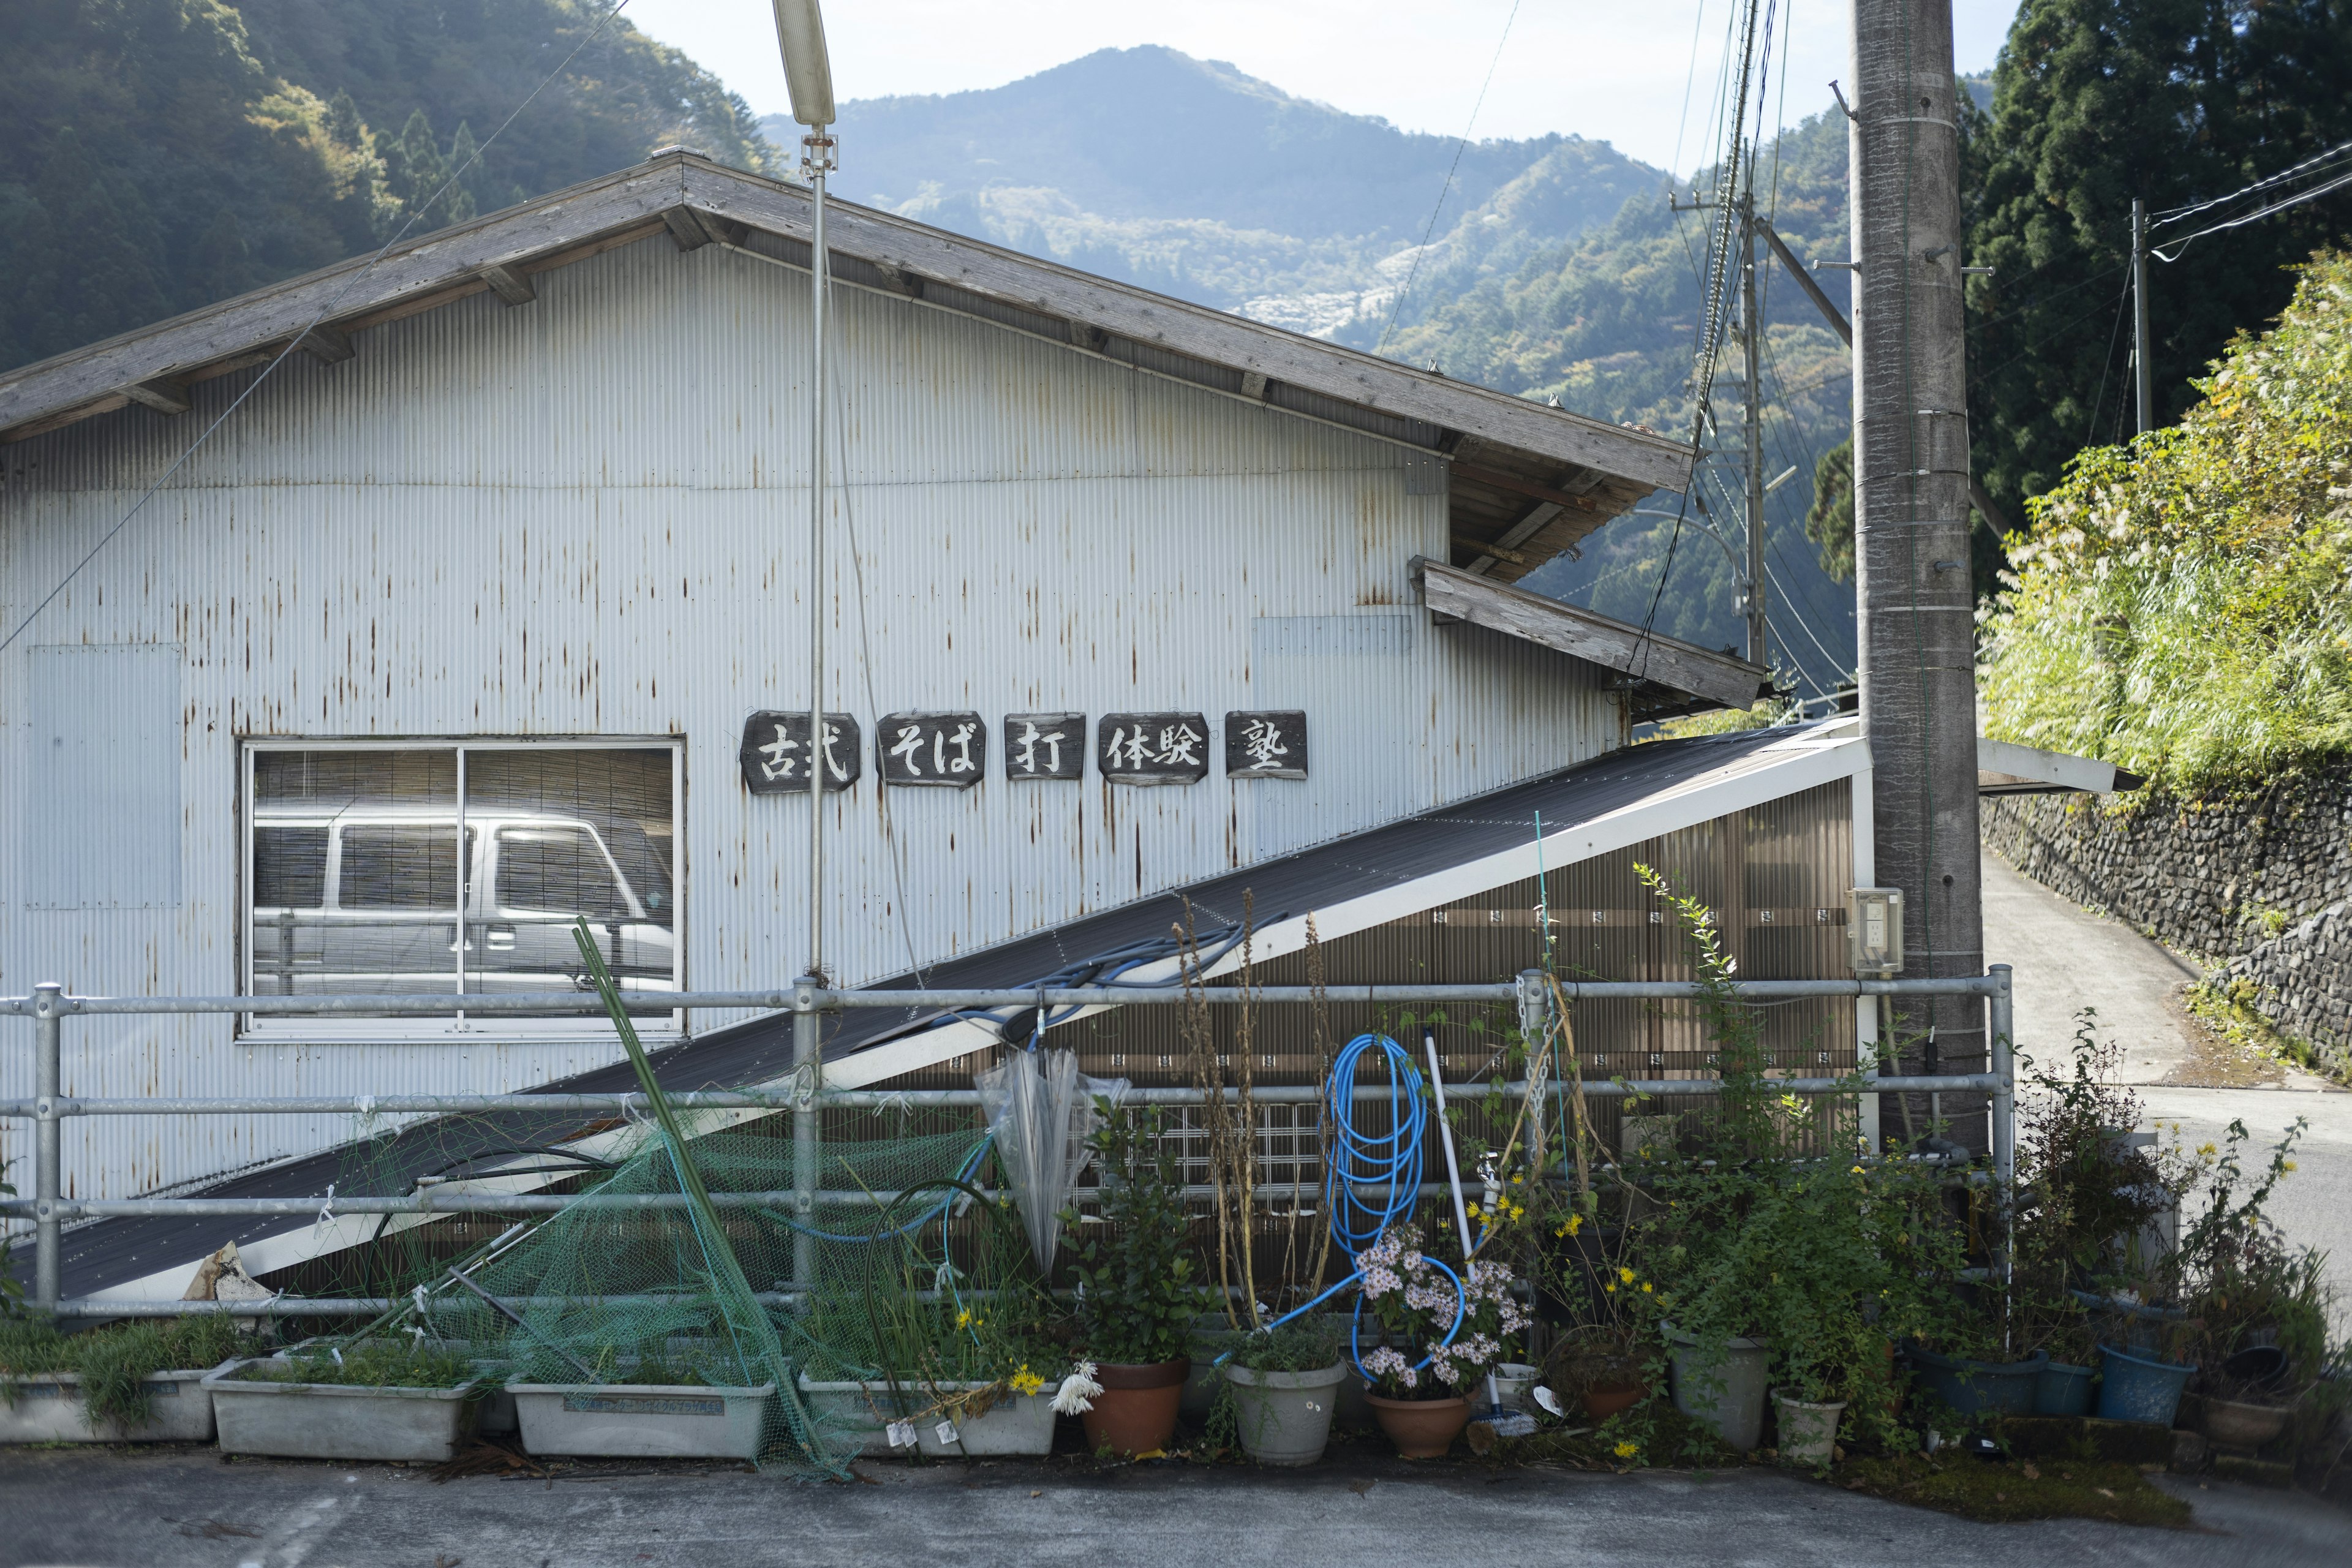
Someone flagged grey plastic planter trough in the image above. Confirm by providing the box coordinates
[510,1382,774,1459]
[203,1360,478,1462]
[0,1360,235,1443]
[797,1376,1056,1457]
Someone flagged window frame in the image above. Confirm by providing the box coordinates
[238,736,685,1043]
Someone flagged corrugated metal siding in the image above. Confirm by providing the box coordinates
[0,231,1618,1206]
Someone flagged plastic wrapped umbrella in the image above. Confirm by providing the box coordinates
[974,1049,1127,1272]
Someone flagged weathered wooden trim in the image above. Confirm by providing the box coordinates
[296,325,355,363]
[477,265,537,307]
[683,164,1692,492]
[0,151,1691,495]
[1452,462,1605,512]
[0,162,686,435]
[1412,558,1768,712]
[121,380,191,416]
[0,395,129,443]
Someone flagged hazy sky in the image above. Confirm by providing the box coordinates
[624,0,2024,173]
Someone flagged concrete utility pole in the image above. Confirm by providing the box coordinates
[1740,191,1769,669]
[2132,198,2154,436]
[1848,0,1986,1148]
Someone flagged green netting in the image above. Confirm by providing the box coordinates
[415,1117,1003,1474]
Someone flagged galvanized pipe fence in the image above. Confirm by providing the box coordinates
[2,967,2015,1318]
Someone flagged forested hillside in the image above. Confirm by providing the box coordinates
[772,47,1663,344]
[0,0,773,372]
[1387,108,1860,685]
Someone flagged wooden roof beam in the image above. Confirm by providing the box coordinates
[121,379,190,416]
[1412,557,1770,712]
[478,265,537,307]
[296,325,355,363]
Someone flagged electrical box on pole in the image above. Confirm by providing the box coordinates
[1847,0,1986,1151]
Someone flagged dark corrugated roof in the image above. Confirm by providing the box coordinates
[41,724,1814,1298]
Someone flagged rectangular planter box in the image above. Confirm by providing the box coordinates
[797,1376,1055,1457]
[508,1382,774,1460]
[203,1360,478,1462]
[0,1360,235,1444]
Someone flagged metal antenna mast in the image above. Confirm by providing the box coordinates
[772,0,837,1291]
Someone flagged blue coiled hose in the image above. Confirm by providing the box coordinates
[1226,1033,1462,1377]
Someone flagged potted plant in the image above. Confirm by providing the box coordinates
[1065,1101,1209,1457]
[0,1314,244,1444]
[796,1183,1071,1459]
[1219,1316,1348,1466]
[1353,1224,1528,1458]
[510,1339,778,1460]
[1539,1209,1653,1421]
[205,1339,483,1462]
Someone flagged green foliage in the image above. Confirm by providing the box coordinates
[1225,1315,1343,1374]
[2163,1117,2337,1391]
[1,1314,246,1427]
[1066,1101,1210,1366]
[235,1339,475,1389]
[1965,0,2352,521]
[1806,437,1856,583]
[0,0,777,371]
[1979,254,2352,790]
[1403,107,1860,677]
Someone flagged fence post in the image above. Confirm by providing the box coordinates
[32,982,65,1313]
[791,976,823,1294]
[1515,969,1551,1177]
[1987,965,2015,1194]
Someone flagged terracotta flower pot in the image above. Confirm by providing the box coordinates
[1582,1378,1651,1422]
[1079,1358,1188,1457]
[1365,1393,1471,1458]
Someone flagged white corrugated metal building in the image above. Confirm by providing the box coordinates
[2,149,2034,1303]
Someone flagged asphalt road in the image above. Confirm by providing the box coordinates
[2,1446,2346,1568]
[1982,849,2351,1332]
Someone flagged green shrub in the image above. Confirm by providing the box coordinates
[1227,1316,1344,1374]
[1,1314,246,1428]
[1979,252,2352,793]
[233,1339,475,1390]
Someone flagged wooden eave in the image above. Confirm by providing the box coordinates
[0,151,1691,570]
[1411,557,1771,715]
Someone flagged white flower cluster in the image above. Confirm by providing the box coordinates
[1359,1345,1417,1390]
[1465,1259,1531,1335]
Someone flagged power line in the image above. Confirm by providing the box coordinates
[0,0,636,660]
[1372,0,1523,356]
[2150,135,2352,227]
[2152,165,2352,262]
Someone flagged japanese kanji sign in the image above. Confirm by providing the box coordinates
[878,711,988,788]
[739,711,862,794]
[1224,710,1308,778]
[1004,712,1085,781]
[1098,712,1210,785]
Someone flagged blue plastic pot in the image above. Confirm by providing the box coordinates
[2095,1343,2195,1427]
[1907,1346,2048,1418]
[2034,1361,2097,1417]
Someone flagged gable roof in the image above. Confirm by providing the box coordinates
[0,150,1691,583]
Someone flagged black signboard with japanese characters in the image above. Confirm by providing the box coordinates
[739,711,863,794]
[1003,712,1086,781]
[878,712,989,788]
[1099,712,1210,785]
[1225,710,1308,778]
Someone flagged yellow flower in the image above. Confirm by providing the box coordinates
[1613,1441,1639,1459]
[1850,1165,1864,1174]
[1642,1283,1653,1294]
[1467,1202,1482,1216]
[954,1310,974,1330]
[1566,1214,1584,1235]
[2199,1142,2217,1156]
[1618,1267,1635,1283]
[2284,1159,2298,1171]
[1008,1365,1046,1396]
[1605,1283,1617,1294]
[1511,1173,1525,1185]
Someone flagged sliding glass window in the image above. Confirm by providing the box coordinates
[243,741,680,1035]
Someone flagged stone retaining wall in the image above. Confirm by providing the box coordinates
[1981,774,2352,1076]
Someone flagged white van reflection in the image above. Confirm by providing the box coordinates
[251,808,674,995]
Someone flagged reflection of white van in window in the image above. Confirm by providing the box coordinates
[250,807,676,996]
